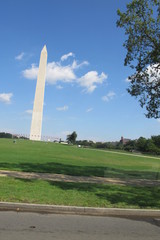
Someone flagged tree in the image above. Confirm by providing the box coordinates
[145,139,158,153]
[136,137,147,151]
[151,135,160,148]
[117,0,160,118]
[0,132,12,139]
[66,131,77,144]
[124,140,136,151]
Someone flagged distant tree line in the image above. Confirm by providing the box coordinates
[124,136,160,155]
[0,132,28,140]
[0,132,13,138]
[67,131,160,155]
[76,135,160,155]
[1,131,159,155]
[76,140,119,149]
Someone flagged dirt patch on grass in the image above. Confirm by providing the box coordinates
[0,170,160,187]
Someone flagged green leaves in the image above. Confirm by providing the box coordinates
[117,0,160,118]
[67,131,77,144]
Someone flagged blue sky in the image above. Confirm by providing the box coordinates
[0,0,159,141]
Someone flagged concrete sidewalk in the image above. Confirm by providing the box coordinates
[0,202,160,218]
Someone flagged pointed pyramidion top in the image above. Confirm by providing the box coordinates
[42,45,47,52]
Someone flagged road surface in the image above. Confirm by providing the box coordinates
[0,211,160,240]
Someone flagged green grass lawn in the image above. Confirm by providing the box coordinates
[0,139,160,209]
[0,139,160,180]
[0,176,160,209]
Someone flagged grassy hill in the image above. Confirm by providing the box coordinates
[0,138,160,180]
[0,139,160,208]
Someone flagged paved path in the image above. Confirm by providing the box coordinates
[0,211,160,240]
[0,170,160,186]
[86,148,160,160]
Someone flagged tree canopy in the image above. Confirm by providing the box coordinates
[66,131,77,144]
[117,0,160,118]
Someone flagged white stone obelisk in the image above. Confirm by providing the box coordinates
[30,45,47,141]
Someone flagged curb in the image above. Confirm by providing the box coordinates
[0,202,160,217]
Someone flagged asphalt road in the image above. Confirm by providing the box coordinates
[0,211,160,240]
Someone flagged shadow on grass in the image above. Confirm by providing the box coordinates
[0,162,159,180]
[8,176,160,209]
[47,181,160,209]
[14,178,35,183]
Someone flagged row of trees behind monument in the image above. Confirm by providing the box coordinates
[1,131,160,155]
[76,135,160,155]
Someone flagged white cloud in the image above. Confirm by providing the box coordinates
[125,77,130,83]
[71,60,89,69]
[22,53,107,93]
[56,85,63,90]
[61,52,74,61]
[125,64,160,83]
[25,109,33,114]
[146,64,160,82]
[23,62,76,83]
[78,71,107,93]
[56,105,69,111]
[102,91,116,102]
[0,93,13,104]
[86,108,93,112]
[23,64,38,80]
[15,52,25,61]
[46,62,76,84]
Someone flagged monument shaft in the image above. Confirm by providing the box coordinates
[30,45,47,141]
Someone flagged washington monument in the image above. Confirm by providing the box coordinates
[30,45,47,141]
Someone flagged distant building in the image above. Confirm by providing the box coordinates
[60,141,68,145]
[120,136,131,145]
